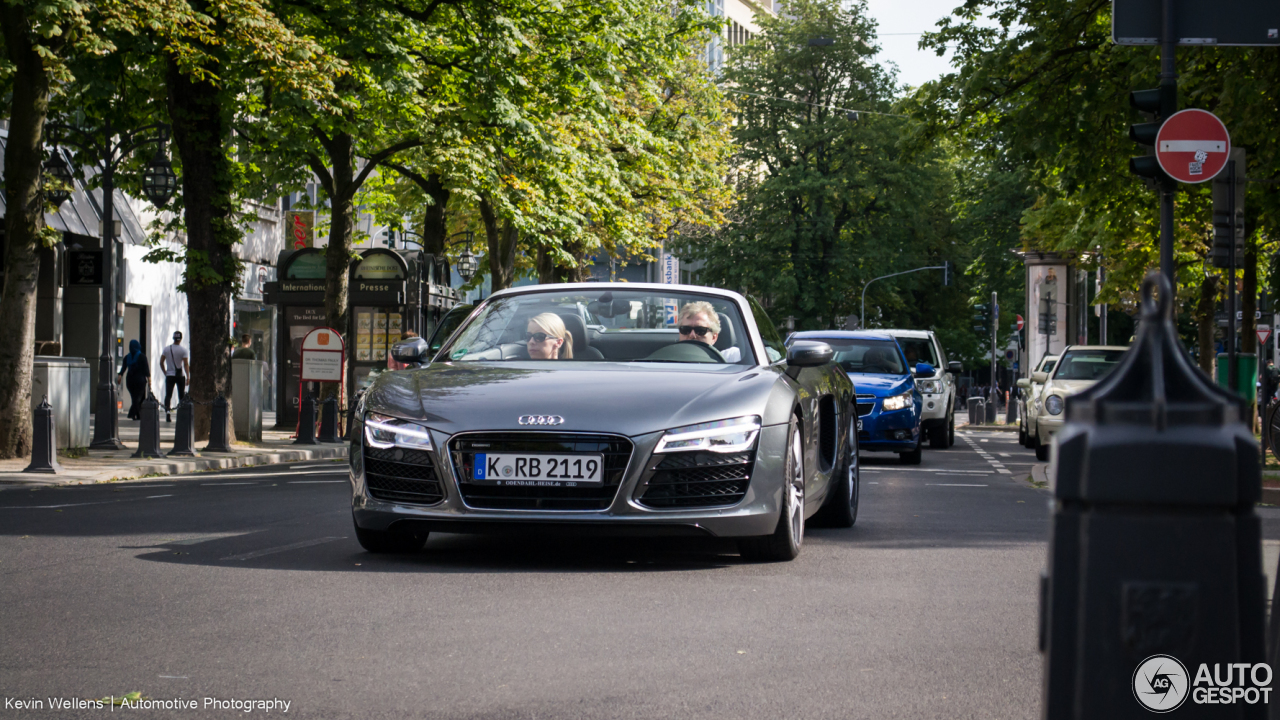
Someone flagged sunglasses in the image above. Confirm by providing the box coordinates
[679,325,713,337]
[525,332,554,343]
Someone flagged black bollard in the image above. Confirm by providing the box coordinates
[131,392,165,459]
[204,393,233,453]
[23,396,62,474]
[317,396,341,443]
[1006,390,1018,425]
[168,395,198,457]
[1041,273,1266,719]
[294,394,318,445]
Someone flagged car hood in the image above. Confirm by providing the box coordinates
[1045,378,1094,396]
[363,362,781,437]
[846,373,913,397]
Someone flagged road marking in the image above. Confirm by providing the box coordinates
[859,467,990,474]
[999,453,1011,457]
[201,482,256,486]
[927,483,988,487]
[121,484,176,488]
[979,439,989,443]
[961,435,1015,475]
[146,495,173,499]
[159,676,189,679]
[868,482,879,484]
[220,537,345,561]
[287,480,347,484]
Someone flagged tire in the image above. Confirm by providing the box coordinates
[947,412,955,448]
[815,424,859,528]
[1018,417,1027,446]
[739,417,805,562]
[354,522,428,554]
[928,422,948,449]
[900,434,923,465]
[1034,433,1051,462]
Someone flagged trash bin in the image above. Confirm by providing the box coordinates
[31,356,91,449]
[232,358,263,442]
[1215,352,1257,402]
[967,397,985,426]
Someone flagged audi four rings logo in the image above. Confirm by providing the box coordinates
[518,415,564,425]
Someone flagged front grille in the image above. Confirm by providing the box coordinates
[450,433,632,511]
[637,451,753,509]
[856,394,876,417]
[364,447,444,505]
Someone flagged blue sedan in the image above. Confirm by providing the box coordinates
[789,331,929,465]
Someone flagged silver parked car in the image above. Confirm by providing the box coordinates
[350,283,860,562]
[1016,353,1057,448]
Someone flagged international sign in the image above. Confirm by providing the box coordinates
[300,327,345,382]
[1156,109,1231,184]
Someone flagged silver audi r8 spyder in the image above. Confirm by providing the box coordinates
[349,283,859,561]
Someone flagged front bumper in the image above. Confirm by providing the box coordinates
[857,405,920,453]
[919,391,949,425]
[348,422,788,539]
[1037,413,1064,443]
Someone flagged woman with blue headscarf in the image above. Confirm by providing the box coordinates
[116,339,151,420]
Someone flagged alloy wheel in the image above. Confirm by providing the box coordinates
[789,429,805,546]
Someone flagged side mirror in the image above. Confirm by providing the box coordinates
[947,361,962,374]
[913,362,936,378]
[785,341,834,378]
[1016,378,1031,390]
[391,337,430,366]
[1032,371,1049,384]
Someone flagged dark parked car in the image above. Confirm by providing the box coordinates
[350,283,860,561]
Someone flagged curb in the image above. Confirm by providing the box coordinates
[0,444,349,487]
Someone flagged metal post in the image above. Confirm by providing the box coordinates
[168,395,198,456]
[131,392,164,459]
[1098,263,1108,345]
[1228,159,1238,395]
[294,395,318,445]
[90,126,123,450]
[990,291,999,418]
[1158,0,1177,293]
[204,394,233,453]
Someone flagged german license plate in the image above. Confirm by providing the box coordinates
[472,453,604,486]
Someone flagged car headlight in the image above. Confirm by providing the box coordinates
[881,390,913,412]
[654,415,761,454]
[1045,394,1064,416]
[916,379,941,394]
[363,412,433,450]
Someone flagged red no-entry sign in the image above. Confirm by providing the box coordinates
[1156,109,1231,184]
[1016,315,1024,332]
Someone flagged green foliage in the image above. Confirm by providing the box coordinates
[680,0,962,344]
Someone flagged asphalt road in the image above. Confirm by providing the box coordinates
[1,432,1053,719]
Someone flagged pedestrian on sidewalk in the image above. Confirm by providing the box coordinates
[116,339,150,420]
[231,333,256,359]
[160,331,190,422]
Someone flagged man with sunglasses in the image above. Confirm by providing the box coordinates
[678,302,740,362]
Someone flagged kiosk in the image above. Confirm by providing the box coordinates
[263,248,351,428]
[349,249,412,395]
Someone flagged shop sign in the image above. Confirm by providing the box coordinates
[288,211,315,249]
[281,280,326,293]
[66,250,103,286]
[355,253,405,279]
[300,327,345,382]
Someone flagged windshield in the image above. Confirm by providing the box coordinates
[826,339,907,375]
[428,304,475,353]
[437,289,754,365]
[1040,357,1057,374]
[892,336,937,368]
[1054,349,1125,381]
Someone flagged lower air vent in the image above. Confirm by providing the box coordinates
[363,447,444,505]
[638,451,753,509]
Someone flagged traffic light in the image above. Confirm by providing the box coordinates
[973,303,989,335]
[1128,87,1173,180]
[943,260,954,287]
[1210,153,1246,269]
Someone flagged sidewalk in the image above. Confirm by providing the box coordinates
[0,411,348,487]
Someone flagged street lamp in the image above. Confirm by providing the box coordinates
[43,151,74,206]
[45,119,173,450]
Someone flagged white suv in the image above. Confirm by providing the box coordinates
[884,329,961,448]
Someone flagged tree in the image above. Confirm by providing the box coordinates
[682,0,954,334]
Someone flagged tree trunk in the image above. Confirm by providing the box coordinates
[478,196,518,291]
[0,4,52,458]
[420,173,450,257]
[1196,273,1219,377]
[167,56,238,441]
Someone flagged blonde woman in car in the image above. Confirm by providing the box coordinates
[526,313,574,360]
